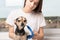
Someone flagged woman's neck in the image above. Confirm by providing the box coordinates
[23,7,32,13]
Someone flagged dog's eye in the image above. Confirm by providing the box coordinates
[24,20,26,22]
[18,20,20,22]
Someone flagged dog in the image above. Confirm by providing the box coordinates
[14,16,28,40]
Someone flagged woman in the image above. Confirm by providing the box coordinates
[6,0,46,40]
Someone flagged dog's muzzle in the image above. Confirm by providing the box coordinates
[21,23,24,26]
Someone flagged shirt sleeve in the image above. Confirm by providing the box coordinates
[38,13,46,27]
[5,10,15,26]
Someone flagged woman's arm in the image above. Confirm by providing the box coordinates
[33,27,44,40]
[38,27,44,40]
[9,25,15,39]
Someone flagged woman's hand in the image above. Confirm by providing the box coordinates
[33,33,44,40]
[33,32,39,39]
[33,27,44,40]
[25,0,34,8]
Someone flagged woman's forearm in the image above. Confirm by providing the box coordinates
[38,27,44,40]
[8,24,15,39]
[9,33,15,39]
[37,34,44,40]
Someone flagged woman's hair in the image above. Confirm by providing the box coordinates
[24,0,43,13]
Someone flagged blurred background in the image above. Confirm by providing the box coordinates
[0,0,60,40]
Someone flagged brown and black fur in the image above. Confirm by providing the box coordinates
[14,16,27,40]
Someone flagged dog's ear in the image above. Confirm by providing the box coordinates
[16,18,19,21]
[14,18,19,24]
[14,19,16,25]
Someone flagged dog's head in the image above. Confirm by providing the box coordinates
[14,16,27,30]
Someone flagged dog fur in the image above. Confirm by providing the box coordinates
[14,16,27,40]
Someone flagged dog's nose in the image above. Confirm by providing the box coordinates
[21,23,24,26]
